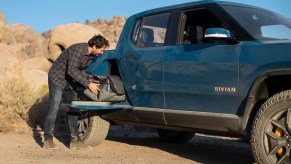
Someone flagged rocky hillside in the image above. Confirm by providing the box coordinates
[0,11,126,133]
[0,11,126,88]
[85,16,126,49]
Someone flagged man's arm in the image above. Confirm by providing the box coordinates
[67,48,90,87]
[67,48,100,95]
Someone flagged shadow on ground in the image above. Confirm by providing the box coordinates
[106,125,253,164]
[29,121,253,163]
[27,96,253,163]
[28,94,71,148]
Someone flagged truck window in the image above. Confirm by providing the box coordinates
[135,12,171,48]
[179,8,232,45]
[131,19,142,44]
[221,5,291,41]
[261,25,291,40]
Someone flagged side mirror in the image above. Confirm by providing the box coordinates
[204,28,238,43]
[205,28,231,38]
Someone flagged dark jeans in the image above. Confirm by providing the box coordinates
[44,78,80,142]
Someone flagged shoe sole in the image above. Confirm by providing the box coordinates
[43,145,60,150]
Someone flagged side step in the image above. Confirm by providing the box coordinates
[63,101,131,110]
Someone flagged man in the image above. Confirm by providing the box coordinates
[43,34,109,149]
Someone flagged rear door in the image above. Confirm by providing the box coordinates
[118,12,172,124]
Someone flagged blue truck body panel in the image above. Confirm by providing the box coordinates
[68,0,291,137]
[65,2,291,163]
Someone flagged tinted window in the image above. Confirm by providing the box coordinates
[136,13,170,48]
[261,25,291,40]
[222,5,291,41]
[179,8,234,45]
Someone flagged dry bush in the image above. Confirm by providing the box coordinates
[0,77,48,133]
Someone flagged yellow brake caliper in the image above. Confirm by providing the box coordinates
[275,128,285,157]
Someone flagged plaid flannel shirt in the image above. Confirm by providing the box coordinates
[48,43,92,89]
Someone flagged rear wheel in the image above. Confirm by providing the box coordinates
[252,90,291,164]
[66,111,110,146]
[157,129,194,143]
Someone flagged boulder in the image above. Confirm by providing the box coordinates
[20,57,52,89]
[7,43,30,60]
[21,57,52,72]
[0,43,20,79]
[42,30,51,39]
[21,68,48,89]
[10,24,49,58]
[0,13,16,44]
[48,23,103,61]
[110,16,126,27]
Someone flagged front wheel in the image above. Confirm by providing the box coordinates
[66,111,110,146]
[157,129,194,143]
[252,90,291,164]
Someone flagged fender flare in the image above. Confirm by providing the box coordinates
[239,69,291,134]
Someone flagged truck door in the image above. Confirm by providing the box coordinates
[118,12,171,124]
[163,8,240,127]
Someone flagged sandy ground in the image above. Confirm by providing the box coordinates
[0,126,254,164]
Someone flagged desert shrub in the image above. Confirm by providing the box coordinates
[0,77,48,133]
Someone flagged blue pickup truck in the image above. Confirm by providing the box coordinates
[66,1,291,163]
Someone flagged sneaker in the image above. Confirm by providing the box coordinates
[43,139,59,149]
[70,141,87,150]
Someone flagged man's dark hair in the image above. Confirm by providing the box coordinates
[88,34,109,48]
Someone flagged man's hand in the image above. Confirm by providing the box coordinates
[88,82,100,95]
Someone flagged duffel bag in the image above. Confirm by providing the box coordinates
[84,75,126,102]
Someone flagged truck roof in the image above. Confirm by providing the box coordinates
[129,0,260,19]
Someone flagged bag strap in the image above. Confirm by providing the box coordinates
[107,75,125,95]
[88,75,107,84]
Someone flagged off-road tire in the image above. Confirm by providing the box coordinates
[251,90,291,164]
[66,112,110,146]
[157,129,194,143]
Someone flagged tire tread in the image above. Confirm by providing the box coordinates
[251,90,291,164]
[82,115,110,146]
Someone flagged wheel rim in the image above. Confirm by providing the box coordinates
[77,112,90,139]
[264,108,291,163]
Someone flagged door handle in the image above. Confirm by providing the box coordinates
[132,85,136,91]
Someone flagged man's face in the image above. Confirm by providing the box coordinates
[92,46,106,56]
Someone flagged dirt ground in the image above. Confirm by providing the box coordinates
[0,126,254,164]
